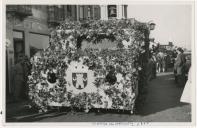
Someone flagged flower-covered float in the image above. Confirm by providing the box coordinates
[28,19,150,114]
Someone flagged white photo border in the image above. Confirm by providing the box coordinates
[0,0,196,127]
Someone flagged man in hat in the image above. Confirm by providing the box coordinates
[174,47,186,87]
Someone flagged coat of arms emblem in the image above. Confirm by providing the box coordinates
[65,61,97,94]
[65,61,96,92]
[72,72,88,89]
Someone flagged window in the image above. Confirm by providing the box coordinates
[87,6,91,19]
[58,5,64,21]
[48,6,55,21]
[67,5,72,17]
[6,5,32,16]
[108,5,117,18]
[79,6,84,20]
[94,6,100,20]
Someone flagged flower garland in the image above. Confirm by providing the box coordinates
[28,19,149,112]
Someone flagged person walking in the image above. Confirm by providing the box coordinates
[156,51,165,73]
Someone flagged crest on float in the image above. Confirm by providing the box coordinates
[65,60,97,93]
[72,72,87,89]
[67,62,89,90]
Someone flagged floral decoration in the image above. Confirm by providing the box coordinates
[28,19,149,112]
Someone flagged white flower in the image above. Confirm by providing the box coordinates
[53,69,57,73]
[141,50,145,53]
[87,35,90,39]
[132,68,136,73]
[62,44,66,50]
[116,73,123,83]
[56,29,62,34]
[36,83,42,90]
[65,30,72,34]
[38,110,43,113]
[125,76,130,81]
[118,83,124,89]
[28,76,33,80]
[141,41,145,46]
[41,71,47,78]
[84,108,89,113]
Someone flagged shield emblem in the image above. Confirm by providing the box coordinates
[72,73,88,90]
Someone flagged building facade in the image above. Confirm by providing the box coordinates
[6,5,50,95]
[6,5,128,95]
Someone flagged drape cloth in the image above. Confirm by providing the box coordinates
[180,67,191,104]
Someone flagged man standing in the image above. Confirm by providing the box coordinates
[156,51,165,73]
[22,55,31,99]
[165,54,171,71]
[174,47,186,87]
[151,53,157,79]
[13,54,25,101]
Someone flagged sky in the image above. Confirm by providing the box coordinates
[127,4,192,50]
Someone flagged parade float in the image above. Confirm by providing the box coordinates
[28,19,150,114]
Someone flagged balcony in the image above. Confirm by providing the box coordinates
[6,5,32,17]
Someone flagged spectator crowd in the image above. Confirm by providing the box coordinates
[147,44,191,87]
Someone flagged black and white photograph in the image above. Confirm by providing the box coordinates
[1,0,195,126]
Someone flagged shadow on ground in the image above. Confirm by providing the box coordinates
[138,72,190,116]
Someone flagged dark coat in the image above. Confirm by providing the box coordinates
[174,53,186,75]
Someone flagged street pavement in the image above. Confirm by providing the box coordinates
[6,72,191,122]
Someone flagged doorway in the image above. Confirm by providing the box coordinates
[13,31,25,64]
